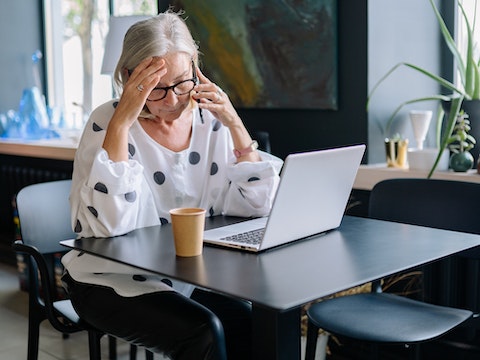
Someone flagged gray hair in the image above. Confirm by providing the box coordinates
[113,10,199,94]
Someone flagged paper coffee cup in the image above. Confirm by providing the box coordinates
[169,208,206,257]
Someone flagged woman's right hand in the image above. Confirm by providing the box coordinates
[112,57,167,128]
[103,57,166,162]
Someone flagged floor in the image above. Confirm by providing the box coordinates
[0,258,325,360]
[0,261,168,360]
[3,257,480,360]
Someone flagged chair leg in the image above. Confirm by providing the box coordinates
[465,258,480,340]
[305,320,319,360]
[27,316,42,360]
[108,336,117,360]
[130,344,137,360]
[408,343,421,360]
[88,330,102,360]
[146,349,154,360]
[369,343,379,360]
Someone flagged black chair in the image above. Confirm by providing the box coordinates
[13,180,105,359]
[367,177,480,315]
[252,130,271,154]
[305,178,479,360]
[13,180,153,360]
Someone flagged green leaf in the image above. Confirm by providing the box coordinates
[459,2,477,97]
[366,63,403,110]
[429,0,466,83]
[384,95,451,136]
[404,63,464,95]
[428,96,464,178]
[367,62,465,112]
[435,104,445,147]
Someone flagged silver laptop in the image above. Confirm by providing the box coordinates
[203,144,366,252]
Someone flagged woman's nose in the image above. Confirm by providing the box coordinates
[162,88,178,105]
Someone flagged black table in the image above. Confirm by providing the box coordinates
[61,215,480,360]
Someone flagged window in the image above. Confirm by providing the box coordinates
[456,1,480,88]
[44,0,158,129]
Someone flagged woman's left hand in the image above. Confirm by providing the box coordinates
[193,67,260,162]
[192,67,241,128]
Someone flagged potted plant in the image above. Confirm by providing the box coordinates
[367,0,480,177]
[448,111,476,171]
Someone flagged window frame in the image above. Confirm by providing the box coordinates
[42,0,161,129]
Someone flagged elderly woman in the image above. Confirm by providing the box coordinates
[61,9,282,360]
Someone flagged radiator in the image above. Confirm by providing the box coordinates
[0,156,73,260]
[0,163,71,197]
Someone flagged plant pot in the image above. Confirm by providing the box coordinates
[442,99,480,164]
[408,148,449,171]
[449,151,474,172]
[385,138,408,168]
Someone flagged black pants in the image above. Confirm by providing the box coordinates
[62,272,252,360]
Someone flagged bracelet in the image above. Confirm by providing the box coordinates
[233,140,259,158]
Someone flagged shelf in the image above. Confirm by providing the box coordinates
[354,164,480,191]
[0,136,78,161]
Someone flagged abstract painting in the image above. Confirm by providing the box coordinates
[169,0,337,109]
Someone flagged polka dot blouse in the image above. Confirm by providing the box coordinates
[62,100,283,297]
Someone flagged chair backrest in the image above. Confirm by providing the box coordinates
[369,178,480,235]
[16,179,75,254]
[252,130,271,154]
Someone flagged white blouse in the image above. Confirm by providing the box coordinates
[62,100,282,297]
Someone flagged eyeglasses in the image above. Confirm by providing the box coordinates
[128,60,198,102]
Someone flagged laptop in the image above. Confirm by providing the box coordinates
[203,144,366,252]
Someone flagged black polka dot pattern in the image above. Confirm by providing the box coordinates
[212,120,222,131]
[83,103,258,236]
[128,143,136,157]
[125,191,137,202]
[238,188,246,199]
[132,275,146,282]
[94,182,108,194]
[153,171,166,185]
[189,151,201,165]
[161,278,173,287]
[88,206,98,217]
[74,219,82,233]
[210,162,218,175]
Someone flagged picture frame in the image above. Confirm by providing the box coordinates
[170,0,338,109]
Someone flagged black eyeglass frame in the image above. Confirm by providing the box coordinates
[127,60,198,102]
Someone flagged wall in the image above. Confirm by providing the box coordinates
[0,1,43,113]
[0,1,368,162]
[239,1,368,160]
[241,0,443,163]
[0,1,444,163]
[367,0,443,163]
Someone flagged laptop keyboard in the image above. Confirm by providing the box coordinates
[221,228,265,245]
